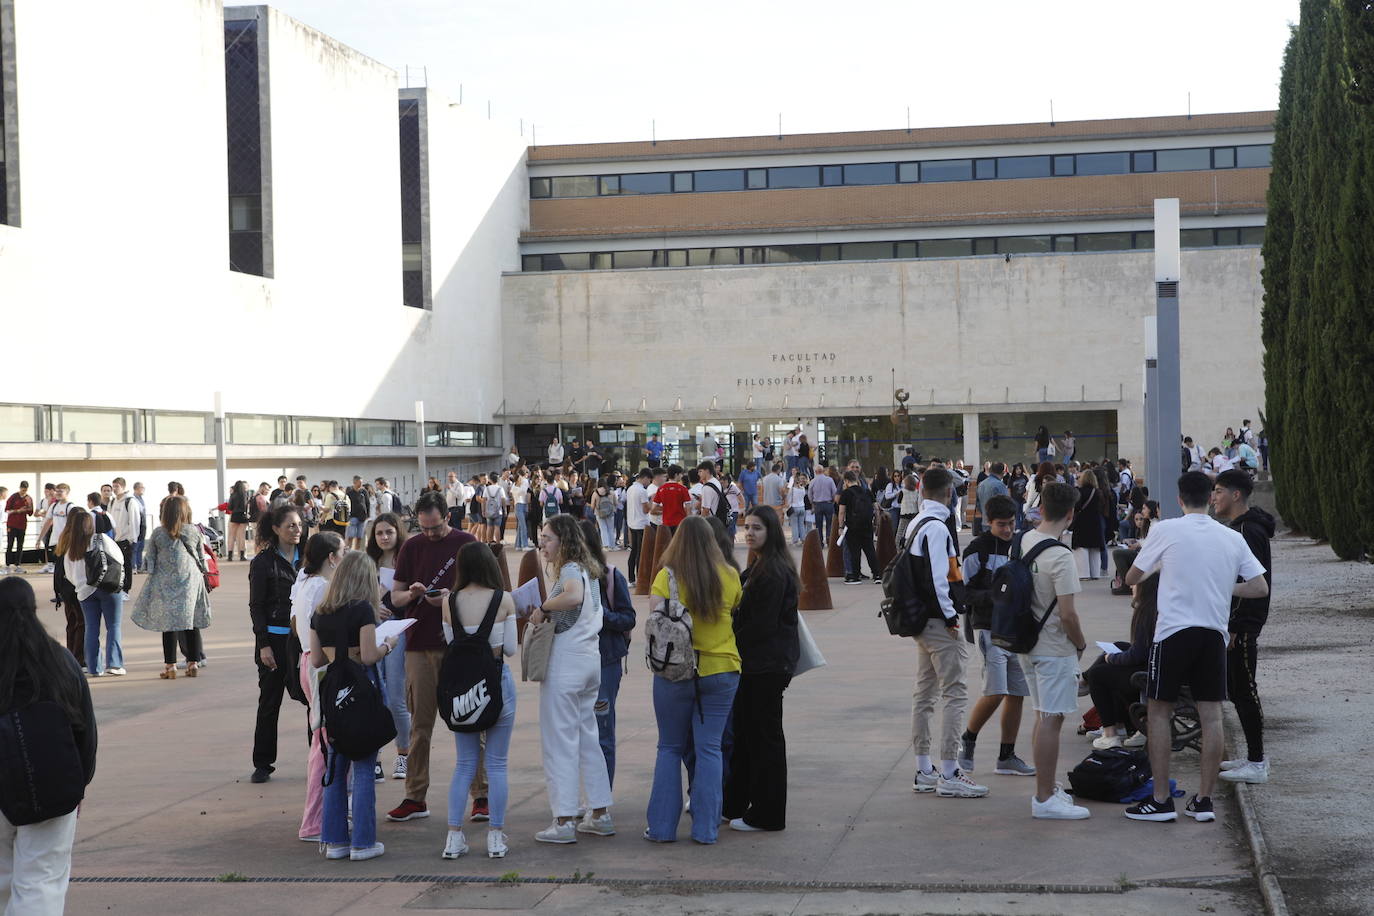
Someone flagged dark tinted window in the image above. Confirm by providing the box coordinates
[1213,147,1235,169]
[1155,148,1211,172]
[1236,145,1272,168]
[921,238,973,257]
[998,235,1051,254]
[1053,155,1075,176]
[545,252,590,270]
[618,172,672,195]
[844,162,896,185]
[1053,235,1075,252]
[613,250,657,268]
[997,155,1051,179]
[1180,229,1215,247]
[1132,151,1155,172]
[895,241,918,258]
[898,162,920,182]
[1133,231,1154,249]
[742,247,766,264]
[822,165,843,186]
[1215,228,1241,246]
[529,178,551,198]
[1239,226,1265,245]
[746,169,767,189]
[767,166,820,189]
[766,245,820,262]
[522,255,542,271]
[1077,232,1132,251]
[672,172,692,192]
[921,159,973,182]
[840,242,893,260]
[1076,152,1131,175]
[973,237,996,255]
[974,158,996,180]
[695,169,746,192]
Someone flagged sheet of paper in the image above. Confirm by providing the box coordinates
[836,527,847,546]
[511,577,543,619]
[1095,640,1120,656]
[375,617,416,647]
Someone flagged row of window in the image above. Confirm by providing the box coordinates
[529,144,1273,200]
[520,226,1264,272]
[0,404,499,449]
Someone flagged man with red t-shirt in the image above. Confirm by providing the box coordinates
[651,465,693,532]
[386,491,475,824]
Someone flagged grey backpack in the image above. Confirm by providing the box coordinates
[644,568,696,682]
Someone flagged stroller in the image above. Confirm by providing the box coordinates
[196,521,224,558]
[1128,671,1203,753]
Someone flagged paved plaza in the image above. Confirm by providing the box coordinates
[43,540,1267,915]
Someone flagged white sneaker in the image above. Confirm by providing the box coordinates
[936,770,989,798]
[534,821,577,844]
[442,830,469,859]
[487,829,509,858]
[576,812,615,836]
[392,755,408,780]
[1221,757,1248,770]
[1092,734,1124,750]
[1218,759,1269,784]
[1122,732,1147,748]
[105,667,127,677]
[350,842,385,861]
[1032,791,1091,819]
[323,843,350,859]
[729,818,765,832]
[913,767,939,793]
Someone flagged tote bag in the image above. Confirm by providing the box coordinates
[520,619,554,682]
[793,614,827,676]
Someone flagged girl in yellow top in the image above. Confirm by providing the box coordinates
[645,516,741,845]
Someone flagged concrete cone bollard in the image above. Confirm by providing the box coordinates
[516,548,546,645]
[798,529,833,610]
[488,542,513,592]
[826,517,845,578]
[876,513,896,572]
[635,525,659,595]
[650,524,675,586]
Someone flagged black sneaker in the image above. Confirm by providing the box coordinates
[1125,796,1177,822]
[843,576,860,585]
[1184,795,1215,822]
[250,766,274,784]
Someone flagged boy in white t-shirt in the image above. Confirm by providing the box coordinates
[1016,481,1090,820]
[1124,471,1268,824]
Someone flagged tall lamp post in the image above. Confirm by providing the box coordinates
[1146,198,1183,518]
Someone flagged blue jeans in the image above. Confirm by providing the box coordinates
[788,508,807,544]
[515,504,529,548]
[322,747,377,849]
[596,661,623,787]
[598,516,617,554]
[80,590,124,674]
[646,671,740,844]
[1036,448,1049,465]
[448,666,516,828]
[614,509,626,547]
[378,631,411,751]
[742,489,756,511]
[133,538,146,570]
[813,502,834,544]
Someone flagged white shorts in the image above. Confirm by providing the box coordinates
[1019,654,1080,717]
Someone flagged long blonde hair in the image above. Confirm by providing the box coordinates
[316,551,379,617]
[543,514,604,580]
[659,515,728,623]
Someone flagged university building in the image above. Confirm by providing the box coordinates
[0,0,1270,518]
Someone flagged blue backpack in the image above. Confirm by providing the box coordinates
[989,531,1071,653]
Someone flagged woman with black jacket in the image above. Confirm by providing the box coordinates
[1082,575,1159,749]
[247,503,304,784]
[723,506,800,832]
[0,577,97,915]
[578,520,636,788]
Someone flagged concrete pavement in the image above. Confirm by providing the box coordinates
[33,539,1260,914]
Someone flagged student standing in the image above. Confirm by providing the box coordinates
[0,578,98,916]
[58,508,126,678]
[511,470,532,549]
[367,514,412,783]
[130,495,211,679]
[651,466,692,534]
[386,492,475,823]
[530,515,615,843]
[645,516,741,844]
[443,543,518,861]
[1069,472,1106,579]
[579,520,636,788]
[248,504,305,782]
[957,496,1034,777]
[311,552,399,861]
[724,507,799,832]
[1211,470,1276,786]
[5,481,34,574]
[290,532,343,843]
[1123,472,1268,824]
[625,470,652,584]
[782,470,810,545]
[836,471,879,583]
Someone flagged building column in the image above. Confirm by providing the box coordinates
[962,412,980,471]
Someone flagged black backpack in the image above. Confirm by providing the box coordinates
[84,537,123,594]
[705,481,731,524]
[879,517,942,637]
[1067,747,1151,802]
[318,619,396,772]
[438,590,506,733]
[989,531,1071,654]
[0,700,87,826]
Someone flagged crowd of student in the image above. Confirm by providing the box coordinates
[0,425,1278,910]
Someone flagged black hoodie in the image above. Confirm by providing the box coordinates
[1228,506,1275,633]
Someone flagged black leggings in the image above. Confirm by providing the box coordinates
[844,529,879,578]
[5,526,24,566]
[1227,632,1264,761]
[1083,649,1141,729]
[163,629,204,665]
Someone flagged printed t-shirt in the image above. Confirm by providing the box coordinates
[652,564,741,676]
[653,481,691,527]
[1131,514,1265,640]
[393,527,475,650]
[1018,529,1080,656]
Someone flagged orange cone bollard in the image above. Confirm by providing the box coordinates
[798,528,833,611]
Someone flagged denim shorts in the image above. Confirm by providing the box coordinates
[346,518,366,539]
[1019,653,1081,716]
[975,629,1028,697]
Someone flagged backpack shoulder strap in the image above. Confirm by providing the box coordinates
[1021,536,1071,565]
[475,589,503,640]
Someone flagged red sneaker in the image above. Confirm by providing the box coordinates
[386,799,429,822]
[470,798,490,822]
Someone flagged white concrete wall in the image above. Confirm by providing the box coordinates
[500,248,1266,476]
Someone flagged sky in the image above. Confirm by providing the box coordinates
[263,0,1300,146]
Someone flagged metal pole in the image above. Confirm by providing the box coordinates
[214,391,227,527]
[415,400,428,487]
[1151,199,1183,518]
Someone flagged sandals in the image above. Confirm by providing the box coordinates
[186,661,199,678]
[160,665,177,679]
